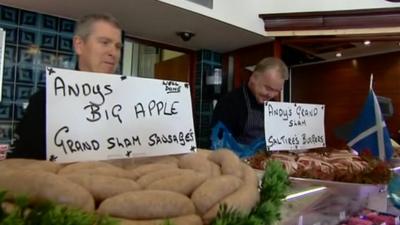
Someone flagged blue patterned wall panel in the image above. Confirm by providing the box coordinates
[16,66,35,84]
[3,64,15,82]
[195,49,222,148]
[212,52,222,64]
[19,10,38,28]
[15,84,34,102]
[41,14,58,32]
[202,64,212,77]
[202,50,212,61]
[1,6,18,25]
[1,82,14,102]
[0,122,13,143]
[0,102,12,120]
[18,47,40,65]
[40,32,58,50]
[17,48,33,65]
[4,45,16,64]
[41,50,57,66]
[14,103,24,120]
[58,35,73,52]
[19,28,39,46]
[0,5,76,145]
[58,53,75,69]
[36,68,46,86]
[1,24,17,44]
[60,18,75,33]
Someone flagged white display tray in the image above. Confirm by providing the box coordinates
[289,177,385,197]
[256,168,385,196]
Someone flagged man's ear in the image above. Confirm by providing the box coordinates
[247,73,257,92]
[73,36,83,55]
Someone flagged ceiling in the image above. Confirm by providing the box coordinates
[1,0,272,53]
[2,0,399,60]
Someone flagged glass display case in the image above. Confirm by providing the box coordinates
[257,170,400,225]
[280,178,400,225]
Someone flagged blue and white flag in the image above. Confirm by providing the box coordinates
[347,90,393,161]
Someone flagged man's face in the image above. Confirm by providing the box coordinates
[250,68,285,104]
[74,20,122,74]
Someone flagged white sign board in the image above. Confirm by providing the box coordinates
[0,29,5,102]
[264,102,325,151]
[46,67,196,163]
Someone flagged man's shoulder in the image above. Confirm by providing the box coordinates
[32,88,46,98]
[221,86,244,100]
[218,86,245,106]
[31,88,45,100]
[214,86,246,111]
[27,88,46,110]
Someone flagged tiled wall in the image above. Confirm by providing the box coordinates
[194,50,222,148]
[0,5,76,144]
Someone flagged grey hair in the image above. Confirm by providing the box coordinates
[253,57,289,80]
[74,13,122,40]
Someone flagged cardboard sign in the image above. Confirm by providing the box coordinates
[264,102,325,151]
[46,67,196,163]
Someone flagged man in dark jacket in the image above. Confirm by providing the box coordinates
[211,57,288,145]
[12,13,123,159]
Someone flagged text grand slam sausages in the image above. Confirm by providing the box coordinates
[51,76,193,155]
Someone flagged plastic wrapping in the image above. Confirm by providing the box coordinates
[210,121,265,158]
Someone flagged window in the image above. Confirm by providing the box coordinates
[122,39,185,79]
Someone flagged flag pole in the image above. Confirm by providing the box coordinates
[369,73,373,90]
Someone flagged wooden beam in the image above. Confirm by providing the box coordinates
[265,27,400,37]
[281,35,400,44]
[259,8,400,31]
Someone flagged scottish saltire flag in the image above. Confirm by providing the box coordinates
[347,90,393,161]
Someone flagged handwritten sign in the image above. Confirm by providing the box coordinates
[46,67,196,163]
[264,102,325,151]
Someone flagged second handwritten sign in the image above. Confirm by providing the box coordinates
[264,101,325,151]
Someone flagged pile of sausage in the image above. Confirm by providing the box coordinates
[341,209,398,225]
[0,149,260,225]
[248,149,370,182]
